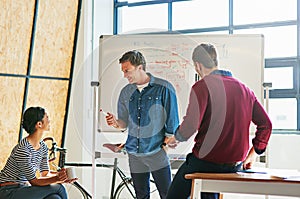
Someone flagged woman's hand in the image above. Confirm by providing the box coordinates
[56,168,68,182]
[64,178,78,183]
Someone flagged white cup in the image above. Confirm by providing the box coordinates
[66,167,77,179]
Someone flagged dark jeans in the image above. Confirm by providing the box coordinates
[128,149,172,199]
[166,153,243,199]
[0,184,67,199]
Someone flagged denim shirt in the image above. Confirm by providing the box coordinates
[118,73,179,156]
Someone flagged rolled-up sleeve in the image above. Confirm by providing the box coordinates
[251,99,272,154]
[163,83,179,136]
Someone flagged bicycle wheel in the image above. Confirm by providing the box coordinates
[113,177,136,199]
[64,182,90,199]
[113,178,159,199]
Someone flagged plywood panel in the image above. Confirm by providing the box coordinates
[0,0,80,170]
[30,0,79,78]
[0,76,25,168]
[0,0,35,74]
[26,79,69,147]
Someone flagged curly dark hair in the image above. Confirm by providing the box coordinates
[22,107,45,135]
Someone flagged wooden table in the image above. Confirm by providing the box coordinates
[185,172,300,199]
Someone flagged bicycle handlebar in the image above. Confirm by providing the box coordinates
[43,137,66,163]
[55,146,67,152]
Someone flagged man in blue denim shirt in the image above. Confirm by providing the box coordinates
[105,50,179,199]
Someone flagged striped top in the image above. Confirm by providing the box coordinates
[0,138,49,183]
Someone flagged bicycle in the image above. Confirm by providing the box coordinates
[102,143,159,199]
[43,137,159,199]
[44,137,92,199]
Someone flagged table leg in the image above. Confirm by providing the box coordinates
[191,179,202,199]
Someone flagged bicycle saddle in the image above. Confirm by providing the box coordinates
[103,143,125,153]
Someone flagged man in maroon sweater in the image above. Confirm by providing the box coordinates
[166,43,272,199]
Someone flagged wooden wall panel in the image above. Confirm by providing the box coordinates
[0,0,80,170]
[0,77,25,169]
[25,79,69,147]
[30,0,79,78]
[0,0,35,74]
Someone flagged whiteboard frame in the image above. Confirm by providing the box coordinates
[98,34,264,134]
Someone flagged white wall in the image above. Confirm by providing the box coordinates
[65,1,300,198]
[65,0,114,198]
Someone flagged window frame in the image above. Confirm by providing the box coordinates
[113,0,300,132]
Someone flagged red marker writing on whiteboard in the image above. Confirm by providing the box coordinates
[99,109,109,116]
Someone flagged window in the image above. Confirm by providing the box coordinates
[264,67,293,89]
[117,4,168,33]
[172,0,228,30]
[113,0,300,131]
[235,26,297,58]
[268,98,297,130]
[264,67,297,130]
[234,0,296,25]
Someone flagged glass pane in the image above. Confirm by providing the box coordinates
[234,26,297,58]
[118,0,156,2]
[267,98,297,130]
[128,0,156,2]
[198,31,229,34]
[118,4,168,33]
[234,0,296,25]
[173,0,228,30]
[264,67,293,89]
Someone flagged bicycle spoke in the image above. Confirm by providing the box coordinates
[64,183,90,199]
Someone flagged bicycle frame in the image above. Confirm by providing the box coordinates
[44,137,135,199]
[65,159,135,199]
[44,137,92,198]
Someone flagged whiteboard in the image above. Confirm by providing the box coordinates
[98,34,264,133]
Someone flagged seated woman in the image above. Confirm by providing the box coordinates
[0,106,76,199]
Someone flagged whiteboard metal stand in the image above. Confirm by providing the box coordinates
[91,81,100,199]
[262,82,272,199]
